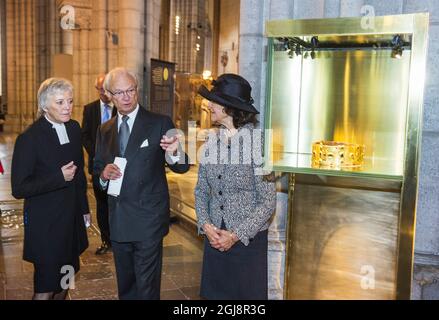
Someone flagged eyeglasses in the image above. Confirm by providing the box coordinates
[108,87,137,99]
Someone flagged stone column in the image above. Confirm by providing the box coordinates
[339,0,364,17]
[5,0,37,133]
[239,0,265,115]
[35,0,58,88]
[144,0,162,106]
[90,0,110,78]
[325,0,341,18]
[57,0,92,122]
[74,28,90,121]
[61,31,73,55]
[263,0,295,301]
[36,0,48,84]
[107,0,119,70]
[5,0,17,125]
[48,0,61,77]
[1,0,7,113]
[269,0,294,20]
[239,0,280,300]
[403,0,439,300]
[364,0,404,15]
[117,0,145,104]
[57,0,73,55]
[293,0,325,18]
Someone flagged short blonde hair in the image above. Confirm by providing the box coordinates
[37,78,73,118]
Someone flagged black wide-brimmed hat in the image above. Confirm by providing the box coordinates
[198,73,259,114]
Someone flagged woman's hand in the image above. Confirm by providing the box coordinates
[100,164,122,181]
[216,230,239,252]
[203,223,221,248]
[61,161,77,182]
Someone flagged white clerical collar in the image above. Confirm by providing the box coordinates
[45,115,70,145]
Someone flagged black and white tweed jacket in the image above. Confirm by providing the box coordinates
[195,123,276,246]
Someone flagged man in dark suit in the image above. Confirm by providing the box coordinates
[93,67,190,300]
[82,75,117,255]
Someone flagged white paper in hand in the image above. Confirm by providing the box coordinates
[107,157,127,197]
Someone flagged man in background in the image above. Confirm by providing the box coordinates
[82,75,117,255]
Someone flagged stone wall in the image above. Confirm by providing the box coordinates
[218,0,240,75]
[4,0,38,132]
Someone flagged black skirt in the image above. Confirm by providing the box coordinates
[33,201,82,294]
[33,257,80,293]
[200,228,268,300]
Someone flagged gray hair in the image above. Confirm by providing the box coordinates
[103,67,138,93]
[37,78,73,118]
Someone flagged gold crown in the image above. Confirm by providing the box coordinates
[311,141,365,170]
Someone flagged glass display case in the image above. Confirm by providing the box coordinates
[264,13,429,299]
[265,15,428,181]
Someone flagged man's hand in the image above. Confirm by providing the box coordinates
[160,134,181,156]
[61,161,77,182]
[100,163,122,181]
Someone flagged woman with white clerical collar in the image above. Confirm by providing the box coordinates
[11,78,90,300]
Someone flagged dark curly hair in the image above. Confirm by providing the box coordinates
[224,107,258,129]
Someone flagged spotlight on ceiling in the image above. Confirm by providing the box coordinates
[310,36,319,48]
[391,46,403,59]
[310,36,319,59]
[391,35,404,59]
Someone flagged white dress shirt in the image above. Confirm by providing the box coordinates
[45,115,70,145]
[117,104,139,133]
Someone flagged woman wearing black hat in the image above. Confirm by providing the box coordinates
[195,73,276,300]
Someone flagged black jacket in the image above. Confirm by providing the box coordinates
[81,100,117,174]
[11,117,89,265]
[93,106,190,242]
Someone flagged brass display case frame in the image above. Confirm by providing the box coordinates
[264,13,429,299]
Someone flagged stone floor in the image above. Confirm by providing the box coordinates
[0,133,204,300]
